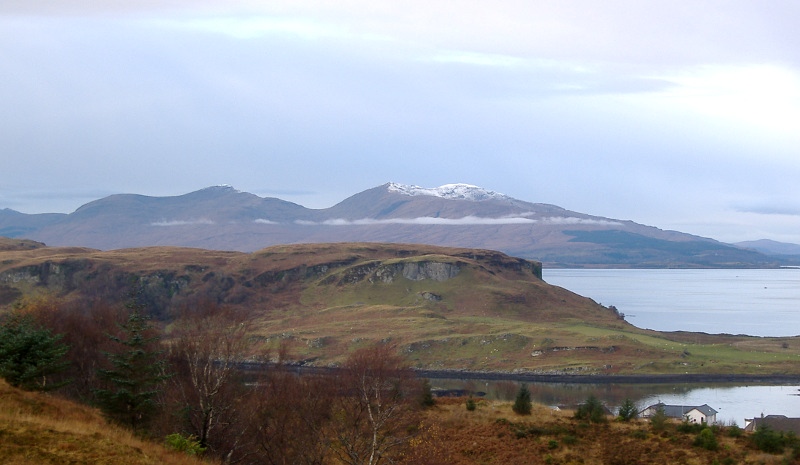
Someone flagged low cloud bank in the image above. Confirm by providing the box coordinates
[151,219,215,226]
[285,216,621,226]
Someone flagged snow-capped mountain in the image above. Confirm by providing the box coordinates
[386,182,510,202]
[0,183,784,267]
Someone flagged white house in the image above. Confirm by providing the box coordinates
[640,403,717,424]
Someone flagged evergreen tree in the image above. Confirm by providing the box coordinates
[617,398,638,422]
[0,313,70,391]
[420,378,435,408]
[575,395,607,423]
[94,306,170,432]
[512,383,532,415]
[650,404,668,432]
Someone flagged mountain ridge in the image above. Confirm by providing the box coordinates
[0,183,791,267]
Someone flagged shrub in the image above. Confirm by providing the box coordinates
[574,395,607,423]
[466,397,476,411]
[512,384,532,415]
[752,424,787,454]
[727,424,743,438]
[693,427,718,451]
[678,420,704,433]
[164,433,206,456]
[562,434,578,445]
[548,439,559,449]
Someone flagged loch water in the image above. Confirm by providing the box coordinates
[432,269,800,426]
[544,268,800,337]
[428,377,800,427]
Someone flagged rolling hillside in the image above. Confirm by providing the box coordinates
[1,238,798,375]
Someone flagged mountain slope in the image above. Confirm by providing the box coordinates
[734,239,800,256]
[0,183,784,267]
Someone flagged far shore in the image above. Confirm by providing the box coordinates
[235,362,800,385]
[414,370,800,385]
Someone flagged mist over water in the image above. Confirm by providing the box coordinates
[544,268,800,337]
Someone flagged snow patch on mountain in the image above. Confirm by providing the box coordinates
[387,182,510,201]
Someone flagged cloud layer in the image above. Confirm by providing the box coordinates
[1,2,799,244]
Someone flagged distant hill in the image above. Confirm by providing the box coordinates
[734,239,800,256]
[0,183,787,267]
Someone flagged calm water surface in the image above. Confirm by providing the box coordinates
[430,378,800,427]
[544,268,800,337]
[434,269,800,425]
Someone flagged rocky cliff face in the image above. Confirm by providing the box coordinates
[0,243,544,320]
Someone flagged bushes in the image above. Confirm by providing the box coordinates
[164,433,206,456]
[693,427,718,451]
[751,424,798,454]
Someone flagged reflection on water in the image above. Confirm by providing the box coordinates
[428,378,800,426]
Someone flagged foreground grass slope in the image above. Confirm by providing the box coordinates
[1,238,799,375]
[418,397,797,465]
[0,379,207,465]
[2,378,795,465]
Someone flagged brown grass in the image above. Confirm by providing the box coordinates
[0,375,797,465]
[0,380,210,465]
[414,397,795,465]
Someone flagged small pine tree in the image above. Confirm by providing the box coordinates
[512,383,532,415]
[650,404,668,432]
[617,398,638,422]
[575,395,607,423]
[420,378,435,408]
[0,313,70,391]
[94,306,171,432]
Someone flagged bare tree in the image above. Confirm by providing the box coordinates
[253,362,333,465]
[329,344,422,465]
[168,303,257,456]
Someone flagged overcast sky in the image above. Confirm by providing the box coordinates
[2,1,799,244]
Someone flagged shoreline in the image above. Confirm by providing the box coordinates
[414,369,800,384]
[237,363,800,385]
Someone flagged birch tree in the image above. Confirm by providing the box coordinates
[330,344,421,465]
[170,309,253,452]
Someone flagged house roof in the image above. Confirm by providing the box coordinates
[645,403,717,418]
[745,415,800,435]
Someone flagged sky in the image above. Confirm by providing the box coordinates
[1,1,799,245]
